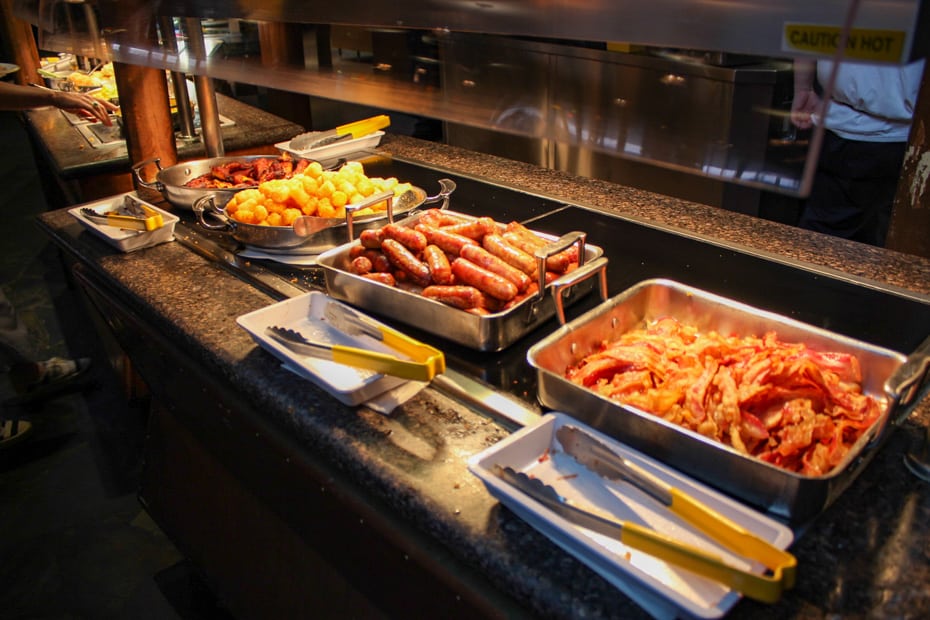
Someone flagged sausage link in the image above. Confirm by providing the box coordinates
[482,234,538,276]
[359,228,384,249]
[351,247,391,272]
[501,230,541,256]
[422,244,453,285]
[459,244,531,292]
[366,251,392,273]
[451,257,518,301]
[504,221,546,247]
[361,272,396,286]
[416,224,478,255]
[441,216,498,240]
[350,255,373,275]
[381,223,428,252]
[502,227,578,274]
[422,285,486,310]
[543,246,579,274]
[381,238,431,285]
[417,209,470,229]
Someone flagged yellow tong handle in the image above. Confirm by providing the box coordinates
[88,210,163,231]
[330,323,444,382]
[620,516,792,604]
[665,488,797,600]
[132,201,165,229]
[336,114,391,139]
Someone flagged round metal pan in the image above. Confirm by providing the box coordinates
[192,178,456,255]
[132,155,317,210]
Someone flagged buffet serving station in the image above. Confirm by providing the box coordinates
[37,134,930,619]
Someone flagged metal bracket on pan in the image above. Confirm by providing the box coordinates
[525,231,608,325]
[422,178,457,211]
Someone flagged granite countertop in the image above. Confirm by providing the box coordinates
[38,134,930,619]
[25,93,304,179]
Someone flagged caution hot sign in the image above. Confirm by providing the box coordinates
[783,24,906,62]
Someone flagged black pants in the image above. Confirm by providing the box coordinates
[798,129,907,246]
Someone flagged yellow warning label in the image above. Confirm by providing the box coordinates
[783,24,906,62]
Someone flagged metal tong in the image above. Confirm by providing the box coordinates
[495,427,797,603]
[81,195,164,232]
[288,114,391,151]
[266,302,444,382]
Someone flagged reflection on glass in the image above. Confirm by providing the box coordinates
[29,15,878,202]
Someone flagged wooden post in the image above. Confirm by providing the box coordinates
[93,2,177,180]
[886,66,930,257]
[0,0,41,86]
[114,62,177,170]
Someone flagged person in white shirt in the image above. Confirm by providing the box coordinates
[791,58,925,246]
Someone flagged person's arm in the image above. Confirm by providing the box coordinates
[790,59,820,130]
[0,81,118,125]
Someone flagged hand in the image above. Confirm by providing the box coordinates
[55,91,119,126]
[790,89,821,130]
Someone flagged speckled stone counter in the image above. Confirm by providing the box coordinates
[38,134,930,619]
[25,93,304,179]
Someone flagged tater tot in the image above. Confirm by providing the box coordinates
[331,190,348,208]
[266,212,282,226]
[318,179,335,197]
[318,198,335,218]
[305,161,324,178]
[283,208,301,225]
[237,197,257,212]
[356,178,374,196]
[300,175,318,194]
[338,181,357,197]
[343,161,364,175]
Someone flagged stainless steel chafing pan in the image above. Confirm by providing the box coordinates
[527,278,930,522]
[132,155,317,210]
[191,181,453,255]
[316,210,607,351]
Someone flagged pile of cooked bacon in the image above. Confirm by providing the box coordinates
[184,157,310,189]
[566,317,883,476]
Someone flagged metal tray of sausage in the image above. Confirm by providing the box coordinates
[316,210,607,351]
[527,278,930,522]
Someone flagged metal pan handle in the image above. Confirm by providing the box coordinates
[421,178,457,210]
[550,256,609,325]
[132,157,165,192]
[533,231,587,299]
[192,194,234,232]
[343,190,394,242]
[885,334,930,414]
[860,335,930,452]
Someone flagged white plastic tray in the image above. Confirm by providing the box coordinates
[68,193,178,253]
[236,291,407,406]
[467,412,795,619]
[275,131,384,162]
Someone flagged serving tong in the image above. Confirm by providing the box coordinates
[495,425,797,603]
[288,114,391,151]
[81,195,164,232]
[265,302,444,382]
